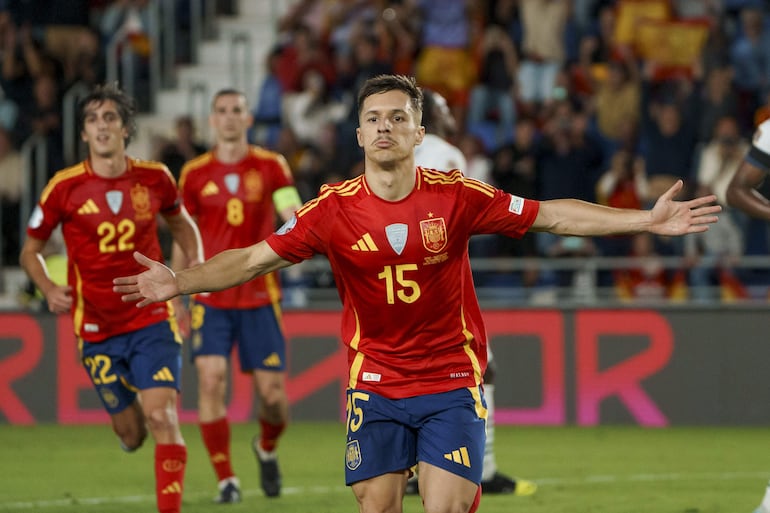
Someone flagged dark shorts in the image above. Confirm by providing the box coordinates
[79,321,182,415]
[344,387,487,485]
[189,302,286,372]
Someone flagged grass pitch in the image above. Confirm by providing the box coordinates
[0,422,767,513]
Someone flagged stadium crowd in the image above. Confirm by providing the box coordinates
[2,0,770,303]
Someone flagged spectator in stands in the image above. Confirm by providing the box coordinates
[156,115,207,181]
[686,115,749,301]
[639,61,700,201]
[1,18,43,117]
[250,47,284,149]
[281,69,347,150]
[614,232,689,302]
[517,0,570,118]
[0,126,22,264]
[412,0,478,127]
[595,148,650,258]
[274,24,335,94]
[696,64,739,144]
[373,3,418,77]
[466,25,517,152]
[729,6,770,131]
[590,53,641,156]
[534,101,604,290]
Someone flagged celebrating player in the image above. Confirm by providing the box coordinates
[20,83,203,513]
[115,74,719,513]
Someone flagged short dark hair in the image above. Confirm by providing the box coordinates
[78,83,137,145]
[356,74,423,120]
[211,88,248,109]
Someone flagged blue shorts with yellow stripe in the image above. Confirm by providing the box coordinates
[344,387,487,485]
[189,302,286,372]
[79,320,182,415]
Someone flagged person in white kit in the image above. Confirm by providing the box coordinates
[411,88,537,496]
[726,117,770,513]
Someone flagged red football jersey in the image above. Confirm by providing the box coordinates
[266,168,540,399]
[178,147,295,308]
[27,158,181,342]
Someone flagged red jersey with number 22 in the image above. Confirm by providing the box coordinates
[26,158,181,342]
[266,168,539,399]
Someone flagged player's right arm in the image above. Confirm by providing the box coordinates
[114,240,293,307]
[19,236,73,314]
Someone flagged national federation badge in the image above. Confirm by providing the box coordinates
[346,440,362,471]
[419,217,447,253]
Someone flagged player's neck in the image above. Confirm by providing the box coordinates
[88,154,127,178]
[215,139,249,164]
[364,158,416,201]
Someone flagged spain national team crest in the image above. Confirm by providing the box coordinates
[420,217,448,253]
[244,169,263,202]
[346,440,362,471]
[130,183,152,220]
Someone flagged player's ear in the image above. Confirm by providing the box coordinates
[414,126,425,146]
[356,127,363,148]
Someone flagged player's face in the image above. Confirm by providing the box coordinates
[356,90,424,167]
[81,100,128,158]
[210,93,252,143]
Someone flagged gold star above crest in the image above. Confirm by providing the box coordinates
[427,212,434,218]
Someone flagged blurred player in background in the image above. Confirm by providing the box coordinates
[173,88,302,503]
[726,118,770,513]
[413,88,537,496]
[20,83,203,513]
[115,74,720,513]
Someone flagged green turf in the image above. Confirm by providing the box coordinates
[0,423,767,512]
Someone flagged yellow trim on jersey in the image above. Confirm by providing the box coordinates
[165,302,183,344]
[460,305,483,386]
[178,152,214,189]
[272,186,302,213]
[462,179,496,198]
[265,271,282,306]
[297,176,364,218]
[347,308,363,389]
[72,264,84,338]
[131,158,176,183]
[40,162,87,204]
[468,385,488,421]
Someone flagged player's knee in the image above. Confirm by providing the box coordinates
[197,370,226,396]
[144,404,179,433]
[115,425,147,451]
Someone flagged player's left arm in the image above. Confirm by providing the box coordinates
[163,206,203,267]
[532,180,720,237]
[273,185,303,222]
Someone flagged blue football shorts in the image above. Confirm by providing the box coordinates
[189,301,286,372]
[344,386,487,485]
[79,320,182,415]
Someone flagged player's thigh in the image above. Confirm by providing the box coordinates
[345,389,417,485]
[417,461,479,512]
[414,387,486,485]
[351,471,410,513]
[189,302,237,359]
[236,304,286,372]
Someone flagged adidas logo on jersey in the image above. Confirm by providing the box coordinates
[161,481,182,495]
[152,367,175,382]
[351,233,379,252]
[444,447,471,468]
[201,181,219,196]
[262,352,282,367]
[77,199,100,215]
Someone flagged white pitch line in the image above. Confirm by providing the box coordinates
[1,472,768,510]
